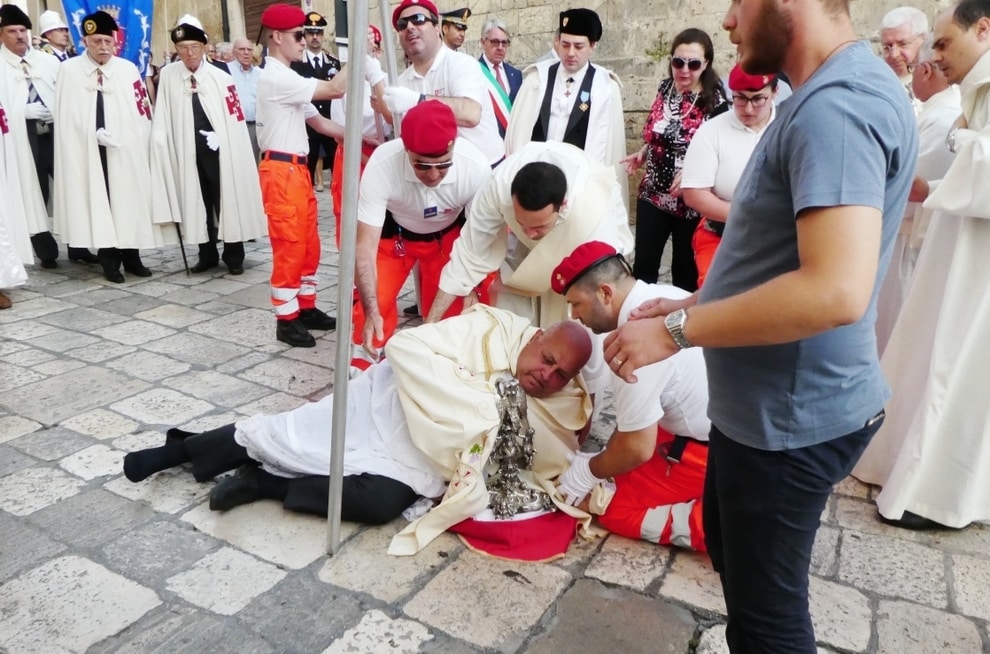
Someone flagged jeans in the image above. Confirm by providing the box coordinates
[703,413,883,653]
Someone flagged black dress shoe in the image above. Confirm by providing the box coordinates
[69,252,100,264]
[227,265,244,275]
[276,318,316,347]
[104,270,125,283]
[210,466,262,511]
[123,264,153,277]
[878,510,958,531]
[299,307,337,331]
[403,304,420,316]
[191,260,219,273]
[40,259,57,269]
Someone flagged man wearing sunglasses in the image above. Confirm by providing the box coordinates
[439,7,471,52]
[374,0,503,168]
[505,8,626,204]
[350,101,491,373]
[255,3,356,348]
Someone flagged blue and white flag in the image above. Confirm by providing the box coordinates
[62,1,153,75]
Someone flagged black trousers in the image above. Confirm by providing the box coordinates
[703,415,882,653]
[97,248,144,273]
[631,199,700,292]
[306,130,337,181]
[195,145,243,267]
[24,121,62,262]
[184,424,418,524]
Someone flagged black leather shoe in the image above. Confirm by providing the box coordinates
[123,264,153,277]
[878,510,958,531]
[40,259,57,269]
[69,251,100,264]
[227,265,244,275]
[403,304,420,316]
[210,466,262,511]
[299,307,337,331]
[276,318,316,347]
[191,260,219,273]
[104,270,125,283]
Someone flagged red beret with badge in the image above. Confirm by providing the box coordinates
[551,241,624,295]
[728,64,776,92]
[391,0,439,30]
[261,3,306,31]
[400,101,457,157]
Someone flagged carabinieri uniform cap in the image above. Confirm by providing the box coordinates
[303,12,328,31]
[440,7,471,29]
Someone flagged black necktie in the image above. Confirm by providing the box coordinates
[564,77,574,97]
[96,68,109,198]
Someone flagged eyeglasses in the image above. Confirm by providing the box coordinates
[278,30,305,42]
[881,35,922,55]
[486,38,510,47]
[397,13,436,31]
[671,56,704,71]
[732,93,770,107]
[175,43,203,54]
[412,160,453,171]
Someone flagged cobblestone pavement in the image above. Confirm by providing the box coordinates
[1,199,989,654]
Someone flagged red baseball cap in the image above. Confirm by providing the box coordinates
[400,101,457,157]
[551,241,622,294]
[728,63,776,92]
[391,0,439,30]
[261,3,306,31]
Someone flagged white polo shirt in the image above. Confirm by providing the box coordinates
[681,105,776,201]
[358,137,491,234]
[256,57,318,155]
[397,47,505,166]
[611,281,710,439]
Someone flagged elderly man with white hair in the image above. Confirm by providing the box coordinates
[477,16,522,140]
[880,6,929,111]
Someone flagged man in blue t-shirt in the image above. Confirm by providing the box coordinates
[602,0,917,651]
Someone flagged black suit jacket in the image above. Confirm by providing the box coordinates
[290,51,341,119]
[479,57,523,104]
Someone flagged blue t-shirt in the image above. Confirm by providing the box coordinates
[699,42,918,451]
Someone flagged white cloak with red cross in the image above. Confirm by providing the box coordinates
[151,60,266,245]
[53,54,174,249]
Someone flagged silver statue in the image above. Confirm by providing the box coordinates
[486,377,555,519]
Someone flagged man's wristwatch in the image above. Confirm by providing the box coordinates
[664,308,693,350]
[946,126,960,153]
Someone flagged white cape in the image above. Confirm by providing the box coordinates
[151,62,266,244]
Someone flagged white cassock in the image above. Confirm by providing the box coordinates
[151,61,266,244]
[505,59,628,207]
[0,46,58,237]
[852,53,990,528]
[53,55,173,249]
[874,84,961,353]
[0,101,30,287]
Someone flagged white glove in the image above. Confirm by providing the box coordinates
[364,54,386,86]
[95,128,119,148]
[199,130,220,151]
[384,86,421,115]
[24,103,52,122]
[556,451,604,506]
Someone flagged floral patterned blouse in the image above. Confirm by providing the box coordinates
[638,77,729,218]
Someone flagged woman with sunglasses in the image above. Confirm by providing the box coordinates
[622,28,728,292]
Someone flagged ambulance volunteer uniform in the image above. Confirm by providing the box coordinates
[352,101,491,370]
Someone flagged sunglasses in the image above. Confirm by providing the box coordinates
[671,56,704,71]
[279,30,305,42]
[412,160,453,171]
[397,13,436,31]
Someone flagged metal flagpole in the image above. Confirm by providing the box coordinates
[326,0,369,555]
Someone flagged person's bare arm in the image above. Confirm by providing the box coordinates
[683,188,731,222]
[588,425,657,479]
[312,63,348,100]
[306,114,345,139]
[605,204,882,381]
[431,96,481,127]
[355,221,385,355]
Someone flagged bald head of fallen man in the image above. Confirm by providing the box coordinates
[514,320,591,398]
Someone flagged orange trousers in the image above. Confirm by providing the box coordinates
[692,219,723,289]
[330,142,377,250]
[259,158,320,320]
[352,227,466,348]
[598,428,708,551]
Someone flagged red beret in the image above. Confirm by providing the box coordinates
[261,3,306,30]
[728,64,775,92]
[392,0,439,30]
[400,101,457,157]
[551,241,621,294]
[369,24,382,46]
